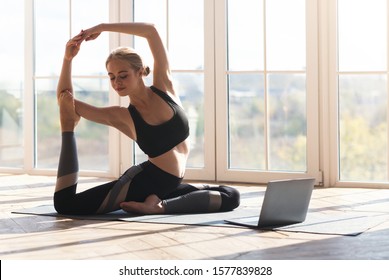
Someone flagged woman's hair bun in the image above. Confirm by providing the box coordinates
[143,66,151,76]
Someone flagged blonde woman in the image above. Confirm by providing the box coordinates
[55,22,240,215]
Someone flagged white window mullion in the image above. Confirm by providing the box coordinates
[387,0,389,183]
[116,0,134,175]
[106,0,122,177]
[305,0,322,183]
[318,0,333,187]
[24,0,35,173]
[215,0,229,182]
[327,0,339,187]
[185,0,216,181]
[263,0,270,171]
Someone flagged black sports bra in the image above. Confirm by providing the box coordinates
[128,86,190,158]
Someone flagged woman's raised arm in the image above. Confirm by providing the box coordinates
[57,32,84,99]
[81,23,174,95]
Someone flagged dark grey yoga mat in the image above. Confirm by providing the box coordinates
[277,210,389,236]
[11,204,257,228]
[12,204,389,236]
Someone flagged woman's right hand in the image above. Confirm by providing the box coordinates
[64,31,84,61]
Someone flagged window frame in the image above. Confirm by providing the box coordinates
[23,0,121,178]
[6,0,389,188]
[214,0,322,184]
[326,0,389,188]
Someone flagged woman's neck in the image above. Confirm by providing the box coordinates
[129,84,151,109]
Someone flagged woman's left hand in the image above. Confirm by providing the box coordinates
[81,24,104,42]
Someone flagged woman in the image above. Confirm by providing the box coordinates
[54,22,240,215]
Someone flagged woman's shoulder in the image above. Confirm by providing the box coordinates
[150,85,182,106]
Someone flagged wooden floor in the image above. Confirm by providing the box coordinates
[1,173,389,260]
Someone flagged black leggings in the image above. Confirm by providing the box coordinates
[54,132,240,215]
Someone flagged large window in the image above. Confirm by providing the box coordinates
[227,0,307,171]
[335,0,389,185]
[0,1,24,169]
[4,0,389,187]
[33,0,111,173]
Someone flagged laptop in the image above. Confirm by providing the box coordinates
[226,178,315,229]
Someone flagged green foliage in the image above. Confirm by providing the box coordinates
[340,114,387,182]
[0,90,22,125]
[2,74,389,181]
[228,74,307,171]
[36,90,109,140]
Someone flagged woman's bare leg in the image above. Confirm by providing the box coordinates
[58,90,80,132]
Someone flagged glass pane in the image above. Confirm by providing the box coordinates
[134,145,148,164]
[134,0,167,70]
[227,0,264,71]
[35,79,60,169]
[175,73,205,168]
[266,0,306,71]
[71,0,109,76]
[339,75,387,181]
[35,78,110,171]
[169,0,204,70]
[228,74,265,170]
[268,74,307,171]
[35,0,109,76]
[0,0,24,168]
[34,0,69,76]
[338,0,387,71]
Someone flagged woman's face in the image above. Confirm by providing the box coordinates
[107,59,141,96]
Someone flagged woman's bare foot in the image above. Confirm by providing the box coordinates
[120,194,165,214]
[58,90,80,132]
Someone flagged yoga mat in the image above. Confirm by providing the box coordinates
[12,205,257,228]
[12,204,389,236]
[276,211,389,236]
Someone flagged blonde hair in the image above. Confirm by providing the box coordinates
[106,47,150,76]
